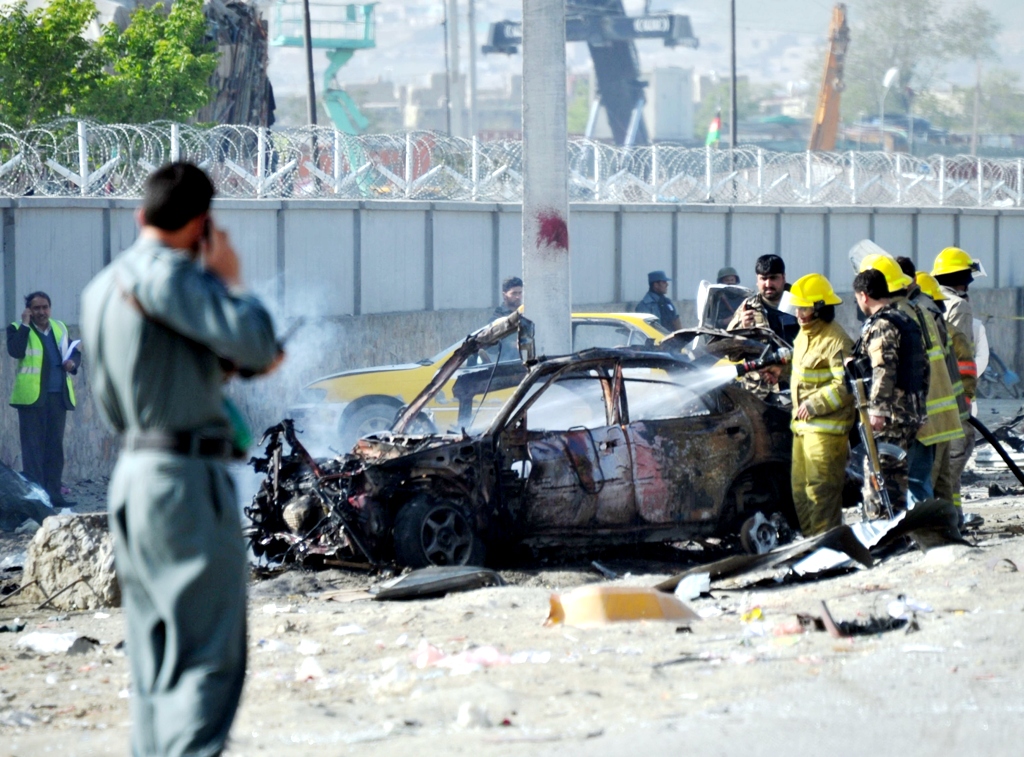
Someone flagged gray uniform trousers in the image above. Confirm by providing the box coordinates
[108,450,247,757]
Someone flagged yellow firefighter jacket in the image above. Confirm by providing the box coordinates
[791,318,855,436]
[893,296,964,446]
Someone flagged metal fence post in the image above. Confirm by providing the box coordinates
[471,135,479,201]
[849,151,857,204]
[405,132,413,198]
[651,144,658,202]
[1017,158,1023,207]
[705,145,712,201]
[256,128,266,198]
[977,156,984,206]
[333,130,342,194]
[170,123,180,163]
[594,143,601,202]
[938,155,945,206]
[77,121,89,196]
[757,148,764,204]
[895,152,902,204]
[804,150,812,204]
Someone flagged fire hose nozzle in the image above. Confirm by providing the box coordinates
[735,347,793,377]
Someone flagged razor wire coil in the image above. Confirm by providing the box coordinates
[0,121,1020,207]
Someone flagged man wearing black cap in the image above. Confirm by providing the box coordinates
[636,270,681,331]
[727,254,798,343]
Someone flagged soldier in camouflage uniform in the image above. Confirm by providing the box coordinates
[850,270,927,515]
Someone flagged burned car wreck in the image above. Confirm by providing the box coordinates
[246,312,798,568]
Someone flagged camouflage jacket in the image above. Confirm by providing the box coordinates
[851,304,925,436]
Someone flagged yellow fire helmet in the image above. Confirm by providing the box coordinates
[931,246,987,278]
[859,253,914,293]
[915,271,947,301]
[789,273,842,308]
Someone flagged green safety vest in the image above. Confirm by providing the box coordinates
[9,320,76,407]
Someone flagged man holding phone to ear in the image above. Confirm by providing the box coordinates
[81,162,281,757]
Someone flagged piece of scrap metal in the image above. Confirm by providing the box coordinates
[372,565,506,601]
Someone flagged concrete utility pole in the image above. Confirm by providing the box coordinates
[521,0,572,356]
[446,0,465,137]
[729,0,737,149]
[301,0,317,125]
[467,0,478,139]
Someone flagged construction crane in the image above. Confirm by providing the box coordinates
[483,1,698,147]
[271,2,377,135]
[808,4,849,151]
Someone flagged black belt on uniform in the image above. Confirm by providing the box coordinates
[126,430,234,459]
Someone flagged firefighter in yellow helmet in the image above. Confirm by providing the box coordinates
[931,247,983,524]
[788,273,855,535]
[859,254,963,507]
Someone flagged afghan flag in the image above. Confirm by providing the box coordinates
[705,110,721,146]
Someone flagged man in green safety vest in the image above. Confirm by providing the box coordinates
[6,291,80,506]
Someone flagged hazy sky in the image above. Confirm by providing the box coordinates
[267,1,1023,97]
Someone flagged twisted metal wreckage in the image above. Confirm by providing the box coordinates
[245,310,826,569]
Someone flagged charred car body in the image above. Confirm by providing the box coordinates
[246,312,798,568]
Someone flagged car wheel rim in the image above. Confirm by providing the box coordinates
[354,413,393,437]
[421,506,473,565]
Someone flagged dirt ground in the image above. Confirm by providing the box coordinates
[2,401,1024,756]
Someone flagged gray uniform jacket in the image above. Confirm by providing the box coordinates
[636,290,679,331]
[81,236,279,438]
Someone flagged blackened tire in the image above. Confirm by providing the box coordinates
[393,495,486,568]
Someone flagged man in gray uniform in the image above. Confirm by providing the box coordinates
[635,270,682,331]
[81,163,280,756]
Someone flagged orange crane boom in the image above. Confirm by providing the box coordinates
[808,4,850,151]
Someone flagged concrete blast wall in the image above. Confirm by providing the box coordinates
[1,198,1022,481]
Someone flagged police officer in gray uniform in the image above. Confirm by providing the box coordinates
[81,163,280,757]
[635,270,682,331]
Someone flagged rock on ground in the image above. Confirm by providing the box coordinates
[20,513,119,610]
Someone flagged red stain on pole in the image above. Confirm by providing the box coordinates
[536,211,569,251]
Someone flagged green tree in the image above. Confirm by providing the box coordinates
[0,0,103,127]
[840,0,949,122]
[83,0,217,123]
[942,1,1001,153]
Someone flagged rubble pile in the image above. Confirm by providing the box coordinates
[20,514,119,610]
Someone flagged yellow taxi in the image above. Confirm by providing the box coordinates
[297,313,668,446]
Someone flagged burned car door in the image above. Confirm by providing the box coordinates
[621,364,753,526]
[502,368,635,530]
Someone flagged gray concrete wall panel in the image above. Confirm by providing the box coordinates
[827,211,871,292]
[959,212,997,289]
[780,211,825,282]
[676,211,727,300]
[110,207,139,258]
[621,210,674,303]
[873,212,914,259]
[283,208,355,317]
[998,214,1024,288]
[497,210,523,284]
[15,207,104,324]
[432,210,493,310]
[212,207,279,290]
[570,211,616,305]
[730,212,776,281]
[360,209,427,313]
[916,212,955,268]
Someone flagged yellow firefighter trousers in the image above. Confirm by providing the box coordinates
[931,441,953,505]
[792,432,848,536]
